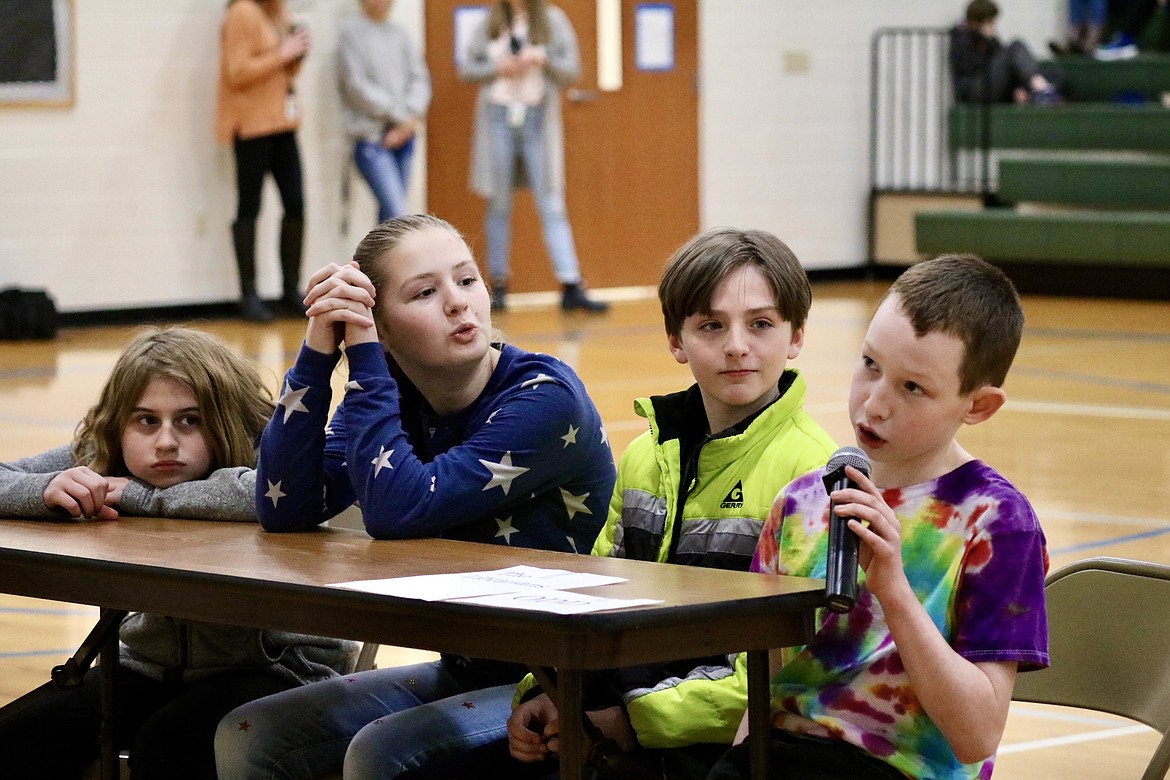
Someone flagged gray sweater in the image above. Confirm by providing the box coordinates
[459,5,579,199]
[337,14,432,142]
[0,445,358,685]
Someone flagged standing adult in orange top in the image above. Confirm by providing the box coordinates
[216,0,311,323]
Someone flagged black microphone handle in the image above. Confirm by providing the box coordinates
[825,469,860,612]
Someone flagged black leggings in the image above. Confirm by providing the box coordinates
[233,130,304,222]
[706,732,909,780]
[398,735,727,780]
[0,663,295,779]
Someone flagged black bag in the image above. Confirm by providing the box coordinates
[0,287,59,340]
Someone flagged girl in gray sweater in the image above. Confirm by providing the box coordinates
[0,327,357,780]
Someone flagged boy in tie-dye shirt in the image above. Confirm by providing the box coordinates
[708,254,1049,780]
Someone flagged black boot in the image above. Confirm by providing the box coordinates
[561,282,609,313]
[279,216,307,316]
[490,280,508,312]
[232,220,274,323]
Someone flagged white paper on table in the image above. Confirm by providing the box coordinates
[329,565,627,601]
[453,589,663,615]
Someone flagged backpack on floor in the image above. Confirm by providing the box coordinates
[0,287,59,340]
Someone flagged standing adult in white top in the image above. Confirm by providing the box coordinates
[460,0,608,313]
[338,0,432,223]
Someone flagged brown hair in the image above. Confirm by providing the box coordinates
[657,227,812,339]
[72,327,274,476]
[488,0,551,46]
[884,253,1023,393]
[966,0,999,24]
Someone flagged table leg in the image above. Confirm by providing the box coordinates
[530,666,585,780]
[556,669,584,780]
[99,608,120,780]
[747,649,771,780]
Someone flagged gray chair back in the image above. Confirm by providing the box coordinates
[1012,556,1170,780]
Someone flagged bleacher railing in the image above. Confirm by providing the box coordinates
[869,27,991,197]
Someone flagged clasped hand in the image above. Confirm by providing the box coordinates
[497,46,548,78]
[507,693,638,763]
[44,467,129,520]
[279,28,310,63]
[302,262,378,355]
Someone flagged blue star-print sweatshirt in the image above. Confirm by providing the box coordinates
[257,341,615,556]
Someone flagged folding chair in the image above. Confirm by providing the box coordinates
[1011,556,1170,780]
[80,641,380,779]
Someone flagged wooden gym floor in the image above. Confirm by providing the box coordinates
[2,280,1169,777]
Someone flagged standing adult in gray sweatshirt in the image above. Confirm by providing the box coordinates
[338,0,432,223]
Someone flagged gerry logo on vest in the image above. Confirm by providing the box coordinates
[720,480,744,509]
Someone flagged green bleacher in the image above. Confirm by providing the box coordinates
[948,102,1170,151]
[916,55,1170,297]
[997,157,1170,209]
[1057,53,1170,102]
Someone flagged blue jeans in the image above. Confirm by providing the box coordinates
[354,136,415,223]
[214,660,513,780]
[1069,0,1107,26]
[485,103,581,285]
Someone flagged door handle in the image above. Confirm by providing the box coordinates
[566,88,600,103]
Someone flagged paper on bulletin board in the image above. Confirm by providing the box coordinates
[635,3,674,72]
[454,5,490,70]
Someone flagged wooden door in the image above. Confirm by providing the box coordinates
[425,1,699,293]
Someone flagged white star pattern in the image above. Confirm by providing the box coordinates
[560,488,592,521]
[519,373,556,390]
[345,380,364,392]
[479,451,529,495]
[277,383,310,423]
[372,446,394,477]
[485,408,501,425]
[561,424,578,448]
[265,480,286,507]
[566,535,578,553]
[429,476,436,493]
[600,425,609,446]
[495,517,518,544]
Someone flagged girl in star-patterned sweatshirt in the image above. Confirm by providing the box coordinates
[215,214,615,780]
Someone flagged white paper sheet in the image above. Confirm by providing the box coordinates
[453,590,663,615]
[330,565,627,601]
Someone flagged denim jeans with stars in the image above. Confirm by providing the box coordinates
[214,660,513,779]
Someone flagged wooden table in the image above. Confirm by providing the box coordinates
[0,517,824,780]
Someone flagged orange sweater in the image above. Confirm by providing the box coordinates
[215,0,302,144]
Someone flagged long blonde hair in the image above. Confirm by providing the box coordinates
[488,0,551,45]
[72,327,274,476]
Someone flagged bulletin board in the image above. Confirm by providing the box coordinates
[0,0,74,107]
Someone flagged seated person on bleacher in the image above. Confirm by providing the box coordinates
[950,0,1063,104]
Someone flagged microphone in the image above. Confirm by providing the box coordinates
[822,446,871,613]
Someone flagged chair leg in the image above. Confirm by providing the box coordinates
[1140,729,1170,780]
[354,641,380,672]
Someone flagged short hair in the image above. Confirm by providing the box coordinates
[658,227,812,338]
[884,254,1023,393]
[966,0,999,24]
[73,327,274,476]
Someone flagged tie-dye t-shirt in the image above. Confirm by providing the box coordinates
[751,459,1049,780]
